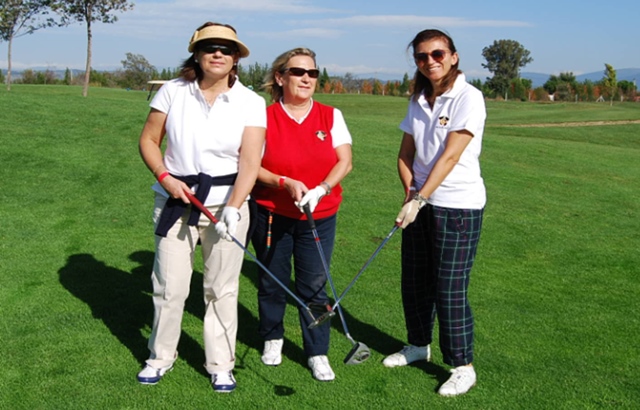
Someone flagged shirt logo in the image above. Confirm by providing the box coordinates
[315,130,327,141]
[439,116,450,126]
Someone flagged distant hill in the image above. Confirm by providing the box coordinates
[522,68,640,88]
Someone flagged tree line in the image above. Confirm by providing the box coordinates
[1,0,133,96]
[2,4,636,102]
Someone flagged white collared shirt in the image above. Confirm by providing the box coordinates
[400,74,486,209]
[149,77,267,205]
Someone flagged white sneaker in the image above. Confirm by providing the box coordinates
[382,345,431,368]
[307,355,335,381]
[438,365,476,397]
[211,371,236,393]
[261,339,283,366]
[137,364,173,385]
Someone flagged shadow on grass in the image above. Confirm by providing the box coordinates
[58,251,300,395]
[58,252,206,378]
[240,259,424,368]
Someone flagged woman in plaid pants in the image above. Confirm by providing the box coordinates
[385,28,487,397]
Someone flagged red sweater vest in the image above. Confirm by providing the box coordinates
[253,101,343,219]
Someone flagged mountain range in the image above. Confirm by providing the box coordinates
[512,68,639,89]
[360,68,640,88]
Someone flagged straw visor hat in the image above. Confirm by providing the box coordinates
[188,25,250,57]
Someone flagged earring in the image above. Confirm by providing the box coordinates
[194,59,198,63]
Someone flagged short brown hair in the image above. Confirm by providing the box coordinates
[263,47,317,102]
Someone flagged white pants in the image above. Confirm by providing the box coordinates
[146,193,249,374]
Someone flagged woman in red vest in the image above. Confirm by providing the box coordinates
[251,47,353,381]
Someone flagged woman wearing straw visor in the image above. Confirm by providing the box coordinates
[137,22,266,393]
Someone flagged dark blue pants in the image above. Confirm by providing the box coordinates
[401,204,483,367]
[251,206,335,356]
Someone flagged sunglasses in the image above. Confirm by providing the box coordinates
[414,49,448,63]
[282,67,320,78]
[198,44,237,56]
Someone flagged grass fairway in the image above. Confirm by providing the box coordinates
[1,85,639,409]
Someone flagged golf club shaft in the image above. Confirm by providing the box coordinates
[303,204,356,339]
[331,224,399,310]
[185,192,314,316]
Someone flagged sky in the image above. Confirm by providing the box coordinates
[2,0,639,80]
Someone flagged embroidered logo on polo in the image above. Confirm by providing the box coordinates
[439,116,450,126]
[315,130,327,141]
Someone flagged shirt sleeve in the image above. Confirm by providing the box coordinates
[399,98,417,135]
[149,80,174,114]
[331,108,353,148]
[449,87,486,137]
[244,92,267,128]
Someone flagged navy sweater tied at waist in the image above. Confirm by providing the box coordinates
[154,172,237,237]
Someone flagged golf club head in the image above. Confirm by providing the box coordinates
[344,342,371,365]
[307,310,335,329]
[308,302,333,313]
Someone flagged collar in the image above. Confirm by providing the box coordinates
[279,98,314,124]
[189,76,241,103]
[440,73,467,99]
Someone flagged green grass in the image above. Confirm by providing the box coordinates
[1,85,639,409]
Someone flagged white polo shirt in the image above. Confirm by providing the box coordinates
[150,77,267,205]
[400,73,486,209]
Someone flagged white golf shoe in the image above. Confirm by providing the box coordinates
[261,339,283,366]
[382,345,431,368]
[308,355,335,381]
[136,363,173,385]
[438,365,476,397]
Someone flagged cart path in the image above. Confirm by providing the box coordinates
[492,119,640,128]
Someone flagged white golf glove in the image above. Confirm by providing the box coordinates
[395,195,427,229]
[215,206,240,241]
[297,185,327,213]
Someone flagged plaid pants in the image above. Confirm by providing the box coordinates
[401,204,483,367]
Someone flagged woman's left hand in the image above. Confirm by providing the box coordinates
[297,185,327,213]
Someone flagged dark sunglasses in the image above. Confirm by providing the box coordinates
[414,49,448,63]
[282,67,320,78]
[198,44,237,56]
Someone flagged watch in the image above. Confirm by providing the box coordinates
[413,192,428,208]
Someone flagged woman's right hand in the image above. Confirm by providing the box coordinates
[282,178,309,204]
[160,176,193,203]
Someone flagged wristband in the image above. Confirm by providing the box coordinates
[158,171,170,182]
[278,176,287,189]
[406,186,416,194]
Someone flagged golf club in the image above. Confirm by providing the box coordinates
[303,204,371,365]
[185,192,329,323]
[309,224,399,329]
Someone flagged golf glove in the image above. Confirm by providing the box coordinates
[395,195,427,229]
[215,206,240,241]
[297,185,327,213]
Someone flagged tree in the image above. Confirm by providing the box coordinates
[63,67,71,85]
[319,67,329,91]
[601,63,617,106]
[119,52,156,90]
[469,78,483,92]
[0,0,57,91]
[617,80,636,101]
[399,73,411,95]
[481,39,532,99]
[52,0,134,97]
[372,79,383,95]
